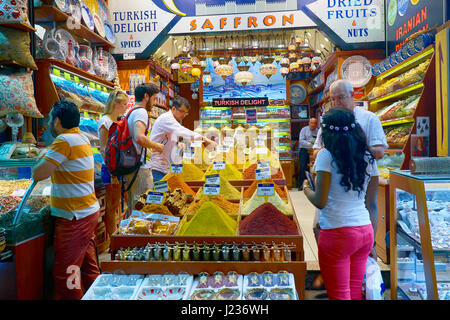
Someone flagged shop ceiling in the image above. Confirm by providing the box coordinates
[152,28,335,67]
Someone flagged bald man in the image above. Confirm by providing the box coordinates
[298,117,318,190]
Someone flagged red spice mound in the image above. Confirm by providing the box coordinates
[239,203,298,235]
[243,179,287,199]
[243,164,283,180]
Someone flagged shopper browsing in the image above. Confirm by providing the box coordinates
[98,90,129,243]
[32,100,101,299]
[303,107,378,300]
[124,83,164,215]
[309,79,387,290]
[149,96,217,182]
[298,117,318,190]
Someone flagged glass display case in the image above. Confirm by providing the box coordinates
[0,164,52,247]
[389,169,450,300]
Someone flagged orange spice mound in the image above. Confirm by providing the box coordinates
[167,175,196,196]
[243,164,283,180]
[186,195,239,216]
[243,179,287,199]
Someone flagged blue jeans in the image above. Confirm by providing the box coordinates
[152,170,166,182]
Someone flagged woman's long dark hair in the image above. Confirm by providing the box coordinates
[321,107,375,194]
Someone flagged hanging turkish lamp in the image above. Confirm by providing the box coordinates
[243,56,250,65]
[234,71,253,86]
[289,62,299,72]
[237,64,250,72]
[171,62,180,70]
[213,60,220,68]
[288,44,297,51]
[191,67,201,78]
[260,63,277,79]
[215,64,233,80]
[235,56,242,64]
[289,52,297,62]
[280,67,289,78]
[200,59,207,69]
[295,35,303,47]
[280,57,290,68]
[250,56,258,65]
[203,72,212,87]
[181,63,192,74]
[219,57,230,65]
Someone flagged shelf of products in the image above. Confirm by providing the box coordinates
[389,170,450,300]
[0,22,36,33]
[34,5,115,48]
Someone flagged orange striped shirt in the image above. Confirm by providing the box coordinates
[43,127,99,220]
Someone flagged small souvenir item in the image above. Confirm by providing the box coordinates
[192,243,201,261]
[251,243,261,261]
[93,13,105,37]
[147,274,162,286]
[65,39,77,67]
[173,243,181,261]
[217,288,240,300]
[226,271,239,287]
[221,244,230,261]
[262,245,271,261]
[283,245,292,262]
[245,288,268,300]
[241,244,250,261]
[211,271,225,288]
[162,273,175,287]
[81,0,94,30]
[272,245,281,262]
[191,289,215,300]
[153,243,162,261]
[182,243,191,261]
[55,0,70,13]
[176,272,190,286]
[212,244,220,261]
[197,272,210,289]
[78,45,92,72]
[277,272,290,287]
[162,243,172,261]
[262,271,275,287]
[232,244,240,261]
[202,243,211,261]
[163,287,185,300]
[138,288,162,300]
[269,288,294,300]
[247,272,261,287]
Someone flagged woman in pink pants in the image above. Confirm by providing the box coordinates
[303,107,378,300]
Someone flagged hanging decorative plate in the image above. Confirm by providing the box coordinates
[97,0,108,22]
[245,288,268,300]
[191,290,215,300]
[80,1,94,31]
[289,84,307,105]
[55,0,70,13]
[105,51,118,82]
[395,50,404,65]
[93,13,105,37]
[340,55,373,88]
[68,0,82,26]
[103,21,116,44]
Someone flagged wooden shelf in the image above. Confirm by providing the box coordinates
[376,45,434,81]
[36,58,114,88]
[381,116,415,127]
[0,22,36,32]
[34,5,115,48]
[308,83,325,96]
[369,81,424,104]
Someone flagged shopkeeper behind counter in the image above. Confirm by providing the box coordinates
[149,96,217,181]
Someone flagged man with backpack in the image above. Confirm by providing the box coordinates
[105,83,164,216]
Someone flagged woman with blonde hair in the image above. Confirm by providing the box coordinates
[98,90,129,247]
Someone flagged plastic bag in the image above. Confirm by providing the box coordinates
[362,257,386,300]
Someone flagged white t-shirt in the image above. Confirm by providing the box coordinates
[98,115,114,135]
[314,148,378,230]
[313,106,388,149]
[149,111,202,174]
[126,107,150,169]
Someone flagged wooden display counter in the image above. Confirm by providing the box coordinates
[376,180,391,264]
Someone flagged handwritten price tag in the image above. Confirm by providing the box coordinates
[146,191,164,204]
[170,163,183,173]
[213,161,226,170]
[154,181,169,193]
[204,184,220,195]
[257,183,274,196]
[205,174,220,185]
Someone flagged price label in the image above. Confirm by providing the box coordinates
[170,163,183,173]
[256,147,268,155]
[218,145,229,153]
[42,186,51,196]
[89,82,95,89]
[205,174,220,185]
[154,181,168,193]
[257,161,270,169]
[103,87,108,92]
[96,84,102,91]
[52,68,61,77]
[64,72,71,81]
[255,139,265,146]
[191,140,202,148]
[257,183,274,196]
[83,111,90,118]
[223,137,234,146]
[183,150,194,159]
[204,184,220,195]
[146,191,164,204]
[74,76,80,83]
[256,168,271,180]
[213,161,226,170]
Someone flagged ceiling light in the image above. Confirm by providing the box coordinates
[162,51,166,55]
[316,49,321,53]
[174,39,177,43]
[325,37,329,42]
[320,44,325,48]
[307,32,311,37]
[178,45,182,49]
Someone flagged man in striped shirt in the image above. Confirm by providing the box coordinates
[32,100,100,300]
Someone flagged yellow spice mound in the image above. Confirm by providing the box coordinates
[162,163,205,181]
[203,163,243,181]
[177,201,237,236]
[242,188,292,216]
[196,175,241,201]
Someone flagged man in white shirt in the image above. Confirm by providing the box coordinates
[298,117,318,190]
[125,83,164,214]
[310,79,388,289]
[149,96,217,181]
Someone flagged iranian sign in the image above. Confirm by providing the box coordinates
[306,0,385,44]
[386,0,445,54]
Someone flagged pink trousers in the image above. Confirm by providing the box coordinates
[318,224,374,300]
[53,211,100,300]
